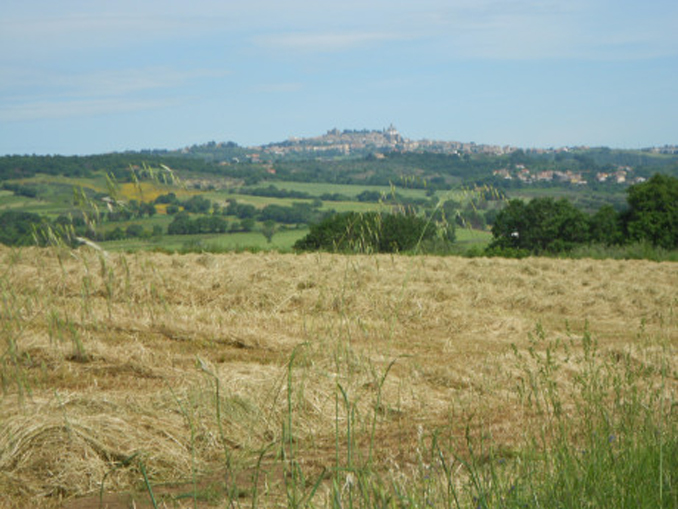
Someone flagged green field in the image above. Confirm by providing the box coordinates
[509,187,628,212]
[0,173,495,254]
[0,172,503,255]
[0,171,625,255]
[99,227,310,252]
[0,191,31,208]
[97,226,493,254]
[454,226,493,246]
[245,180,435,199]
[205,192,402,215]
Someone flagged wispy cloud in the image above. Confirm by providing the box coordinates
[427,0,678,60]
[1,0,676,152]
[0,97,178,122]
[3,1,676,63]
[255,31,412,53]
[1,14,179,58]
[57,68,228,97]
[0,67,226,122]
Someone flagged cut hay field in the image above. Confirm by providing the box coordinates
[0,247,675,508]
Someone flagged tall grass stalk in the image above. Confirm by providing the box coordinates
[166,380,198,509]
[366,357,400,467]
[282,343,326,508]
[315,322,674,508]
[0,253,45,401]
[500,325,677,508]
[196,356,245,506]
[138,458,159,509]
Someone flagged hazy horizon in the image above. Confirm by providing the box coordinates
[2,1,677,155]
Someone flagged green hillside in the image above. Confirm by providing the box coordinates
[0,143,676,255]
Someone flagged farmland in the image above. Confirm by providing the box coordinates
[0,246,675,507]
[0,150,676,505]
[4,146,673,254]
[0,166,497,254]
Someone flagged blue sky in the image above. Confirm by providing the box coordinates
[1,0,677,155]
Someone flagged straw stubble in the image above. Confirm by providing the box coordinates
[0,247,675,507]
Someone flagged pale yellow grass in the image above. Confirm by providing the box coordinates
[0,247,675,507]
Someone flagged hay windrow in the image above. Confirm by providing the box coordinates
[0,247,675,506]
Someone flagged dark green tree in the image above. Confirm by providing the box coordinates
[378,213,436,252]
[261,220,277,244]
[0,211,46,246]
[240,218,256,232]
[294,212,372,252]
[106,227,125,241]
[623,174,678,249]
[294,212,438,253]
[140,202,157,217]
[167,212,195,235]
[154,192,178,204]
[181,195,211,213]
[356,190,382,202]
[488,199,530,250]
[125,224,145,238]
[589,205,622,245]
[489,197,590,254]
[209,215,228,233]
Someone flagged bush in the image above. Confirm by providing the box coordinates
[125,224,145,238]
[483,245,531,259]
[0,211,47,246]
[294,211,439,253]
[181,195,211,213]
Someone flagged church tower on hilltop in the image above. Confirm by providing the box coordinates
[383,124,403,144]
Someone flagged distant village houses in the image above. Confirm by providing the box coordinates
[239,127,662,189]
[494,167,587,185]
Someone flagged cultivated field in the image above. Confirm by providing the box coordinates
[0,247,675,507]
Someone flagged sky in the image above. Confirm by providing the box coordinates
[1,0,677,155]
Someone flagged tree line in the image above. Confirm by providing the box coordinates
[488,174,678,255]
[293,174,677,255]
[2,148,676,198]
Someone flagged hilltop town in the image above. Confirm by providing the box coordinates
[174,125,676,164]
[143,126,678,188]
[193,126,662,187]
[254,125,517,158]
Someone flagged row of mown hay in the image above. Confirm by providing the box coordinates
[0,247,675,506]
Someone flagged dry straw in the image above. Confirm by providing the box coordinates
[0,246,675,507]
